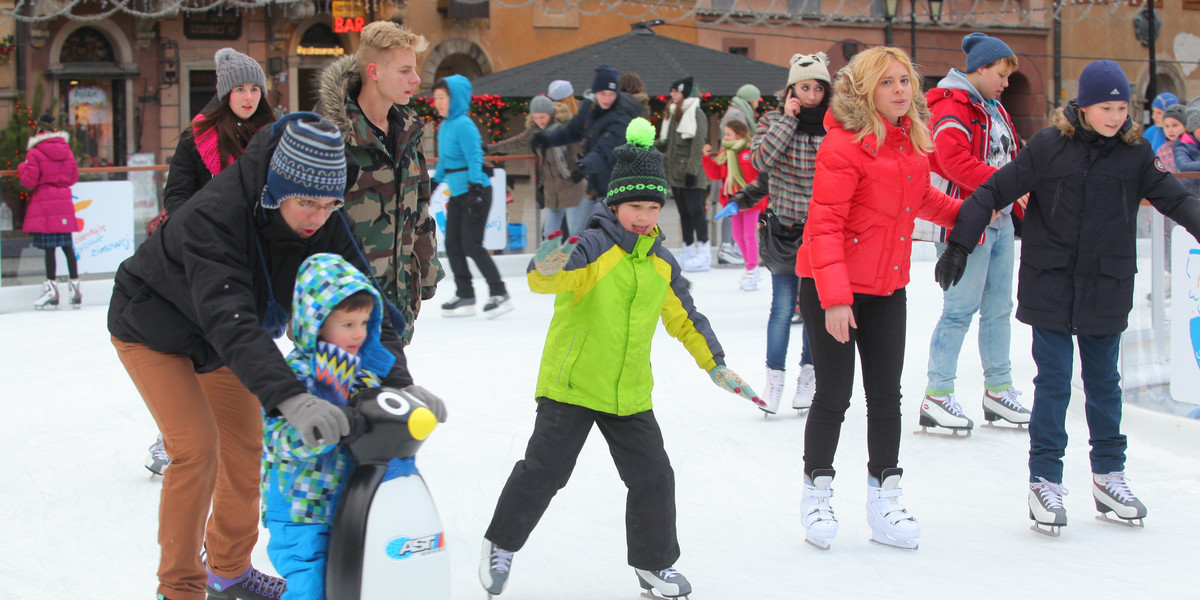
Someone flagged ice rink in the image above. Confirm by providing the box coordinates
[2,257,1196,599]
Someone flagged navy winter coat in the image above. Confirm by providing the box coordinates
[542,92,643,197]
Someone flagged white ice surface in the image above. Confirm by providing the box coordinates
[1,258,1196,600]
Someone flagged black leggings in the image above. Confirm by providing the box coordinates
[45,244,78,280]
[672,187,708,245]
[799,278,907,481]
[444,192,506,298]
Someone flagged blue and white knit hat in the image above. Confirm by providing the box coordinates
[261,112,347,209]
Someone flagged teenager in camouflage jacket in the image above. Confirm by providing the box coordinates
[317,55,444,345]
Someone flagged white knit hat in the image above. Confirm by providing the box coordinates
[787,52,832,87]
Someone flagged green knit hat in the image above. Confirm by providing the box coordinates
[606,118,668,207]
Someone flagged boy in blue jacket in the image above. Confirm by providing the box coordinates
[478,119,762,599]
[262,253,446,600]
[432,74,511,318]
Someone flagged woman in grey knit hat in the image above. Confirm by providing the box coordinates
[146,47,277,478]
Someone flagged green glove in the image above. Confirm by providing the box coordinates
[708,365,763,408]
[533,230,580,276]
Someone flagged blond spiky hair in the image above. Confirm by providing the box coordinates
[356,21,428,73]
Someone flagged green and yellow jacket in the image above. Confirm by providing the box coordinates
[316,55,445,346]
[529,209,725,416]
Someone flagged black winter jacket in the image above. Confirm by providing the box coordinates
[949,103,1200,335]
[162,134,213,214]
[108,116,411,413]
[542,92,643,197]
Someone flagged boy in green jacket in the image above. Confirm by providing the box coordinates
[478,118,761,599]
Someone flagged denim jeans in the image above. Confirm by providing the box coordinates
[926,220,1015,396]
[1029,327,1126,484]
[542,207,569,238]
[568,197,599,237]
[766,272,812,371]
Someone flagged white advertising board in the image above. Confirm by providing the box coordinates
[428,168,507,252]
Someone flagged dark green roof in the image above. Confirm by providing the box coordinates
[468,27,789,97]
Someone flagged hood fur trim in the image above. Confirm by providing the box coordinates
[1051,105,1143,146]
[315,55,361,145]
[830,84,930,140]
[27,131,70,150]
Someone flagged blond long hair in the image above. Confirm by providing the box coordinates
[832,46,933,154]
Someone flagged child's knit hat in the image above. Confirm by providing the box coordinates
[215,48,268,100]
[1076,60,1130,108]
[36,113,55,132]
[261,112,347,209]
[671,76,695,98]
[788,52,831,87]
[606,118,667,207]
[1164,103,1187,127]
[1185,98,1200,133]
[962,32,1014,73]
[1152,92,1180,112]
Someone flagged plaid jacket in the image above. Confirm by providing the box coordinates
[750,109,824,227]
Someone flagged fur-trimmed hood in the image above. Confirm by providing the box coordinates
[830,84,930,139]
[27,130,70,151]
[315,54,422,145]
[1051,102,1143,146]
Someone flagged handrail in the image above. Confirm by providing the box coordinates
[0,157,538,176]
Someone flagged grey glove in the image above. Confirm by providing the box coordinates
[402,385,448,423]
[277,393,351,447]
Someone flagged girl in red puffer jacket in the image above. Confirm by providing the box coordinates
[20,113,80,309]
[793,46,961,552]
[702,119,766,291]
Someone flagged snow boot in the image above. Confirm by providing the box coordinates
[792,363,815,412]
[636,566,691,599]
[866,468,920,550]
[1029,477,1068,536]
[479,540,514,596]
[982,386,1031,427]
[917,393,973,437]
[205,565,286,600]
[801,468,838,549]
[1093,471,1146,527]
[33,279,59,310]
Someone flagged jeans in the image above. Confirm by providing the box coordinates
[445,191,506,298]
[568,196,599,237]
[542,207,569,239]
[766,272,812,371]
[799,279,907,480]
[926,220,1015,395]
[485,399,679,570]
[672,187,708,245]
[1029,328,1126,483]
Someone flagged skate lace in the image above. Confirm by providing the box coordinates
[149,439,169,463]
[1095,472,1138,503]
[489,548,514,573]
[243,568,286,599]
[655,567,681,581]
[992,387,1026,410]
[941,394,967,417]
[1033,477,1069,509]
[798,366,816,387]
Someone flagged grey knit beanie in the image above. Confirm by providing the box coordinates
[1164,104,1187,128]
[530,95,555,115]
[1185,99,1200,133]
[215,48,268,100]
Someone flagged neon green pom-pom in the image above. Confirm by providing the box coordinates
[626,117,655,148]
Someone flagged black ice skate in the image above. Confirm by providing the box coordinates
[1028,477,1068,536]
[982,387,1031,429]
[1092,471,1147,528]
[636,566,691,599]
[915,394,973,438]
[440,296,475,317]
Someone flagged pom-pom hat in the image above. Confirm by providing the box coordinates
[261,112,347,209]
[606,118,668,207]
[215,48,268,100]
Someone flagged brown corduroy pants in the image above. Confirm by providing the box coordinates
[112,337,264,600]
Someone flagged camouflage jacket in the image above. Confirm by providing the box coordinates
[316,55,444,345]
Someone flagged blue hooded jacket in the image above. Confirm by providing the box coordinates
[433,74,490,196]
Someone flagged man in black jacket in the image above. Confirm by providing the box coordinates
[109,113,445,600]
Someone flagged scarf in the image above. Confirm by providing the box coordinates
[659,97,702,141]
[541,120,572,180]
[795,104,827,136]
[729,97,757,129]
[715,138,749,197]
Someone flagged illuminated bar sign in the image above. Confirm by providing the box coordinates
[332,0,366,33]
[183,10,242,41]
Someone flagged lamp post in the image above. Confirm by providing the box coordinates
[884,0,898,46]
[909,0,917,60]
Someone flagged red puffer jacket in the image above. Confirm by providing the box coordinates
[796,111,960,309]
[19,131,80,234]
[702,146,769,212]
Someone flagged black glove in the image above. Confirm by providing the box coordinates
[684,174,697,188]
[530,131,549,150]
[934,241,971,291]
[466,183,489,216]
[570,162,587,184]
[339,406,369,445]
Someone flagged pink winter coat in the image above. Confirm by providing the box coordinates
[19,131,80,234]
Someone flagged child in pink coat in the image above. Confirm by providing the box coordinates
[19,113,81,309]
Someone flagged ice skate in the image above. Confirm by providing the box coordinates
[482,294,513,319]
[205,564,286,600]
[801,469,838,550]
[718,242,744,267]
[738,269,759,291]
[982,386,1030,428]
[146,435,170,479]
[865,468,920,550]
[67,279,82,308]
[682,241,711,272]
[1028,477,1068,536]
[440,296,475,317]
[915,393,973,438]
[1092,471,1146,527]
[636,566,691,599]
[792,364,815,413]
[479,540,514,597]
[761,368,785,416]
[33,279,59,310]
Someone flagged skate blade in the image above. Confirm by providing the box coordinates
[792,407,811,415]
[804,536,831,551]
[868,537,918,551]
[912,426,972,439]
[1030,522,1062,537]
[982,421,1028,431]
[641,592,689,600]
[1095,513,1145,528]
